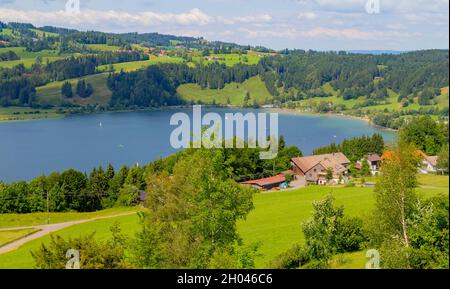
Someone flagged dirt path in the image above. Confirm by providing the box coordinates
[0,212,137,255]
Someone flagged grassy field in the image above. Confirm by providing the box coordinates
[0,47,64,68]
[0,214,141,269]
[36,73,112,106]
[85,44,121,52]
[30,29,59,38]
[0,107,63,122]
[97,56,184,72]
[0,28,14,36]
[191,51,261,67]
[0,228,40,248]
[0,207,138,229]
[178,76,273,106]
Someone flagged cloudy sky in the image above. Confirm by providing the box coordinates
[0,0,448,50]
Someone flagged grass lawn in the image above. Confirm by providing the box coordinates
[30,29,59,38]
[0,228,40,248]
[97,56,184,72]
[0,207,138,229]
[0,28,14,36]
[85,44,121,52]
[36,73,112,106]
[191,51,261,67]
[0,107,63,122]
[0,213,141,269]
[178,76,272,106]
[0,47,64,68]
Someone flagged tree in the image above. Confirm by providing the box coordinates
[374,141,420,248]
[61,81,73,98]
[134,147,255,268]
[360,159,371,176]
[325,168,333,182]
[32,224,130,269]
[76,79,86,97]
[400,116,447,155]
[302,195,365,267]
[437,145,449,175]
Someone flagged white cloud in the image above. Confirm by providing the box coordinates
[298,12,318,20]
[0,7,273,29]
[240,26,417,40]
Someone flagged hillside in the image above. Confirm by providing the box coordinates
[0,22,448,130]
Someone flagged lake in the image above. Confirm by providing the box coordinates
[0,108,395,182]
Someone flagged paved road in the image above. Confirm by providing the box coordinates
[0,212,136,255]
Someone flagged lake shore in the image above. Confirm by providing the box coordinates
[264,107,398,132]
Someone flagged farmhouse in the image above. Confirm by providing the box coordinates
[241,174,286,190]
[291,153,350,185]
[355,153,382,175]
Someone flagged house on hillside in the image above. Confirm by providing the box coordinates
[291,153,350,185]
[241,174,286,190]
[355,153,382,175]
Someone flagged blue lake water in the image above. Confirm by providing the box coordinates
[0,108,395,182]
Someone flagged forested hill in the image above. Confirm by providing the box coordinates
[0,22,448,129]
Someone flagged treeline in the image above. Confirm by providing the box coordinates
[313,134,385,162]
[0,164,146,214]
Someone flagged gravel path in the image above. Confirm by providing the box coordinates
[0,212,136,255]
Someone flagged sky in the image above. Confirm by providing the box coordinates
[0,0,448,51]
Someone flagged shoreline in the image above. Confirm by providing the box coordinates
[266,107,398,132]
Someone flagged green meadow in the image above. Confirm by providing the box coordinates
[191,51,261,67]
[85,44,121,52]
[0,228,40,248]
[178,76,273,106]
[0,214,141,269]
[29,29,59,38]
[0,207,138,229]
[36,73,112,106]
[97,56,184,72]
[0,47,65,68]
[0,175,446,269]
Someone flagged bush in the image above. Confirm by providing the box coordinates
[269,244,309,269]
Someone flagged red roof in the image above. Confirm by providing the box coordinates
[241,174,286,187]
